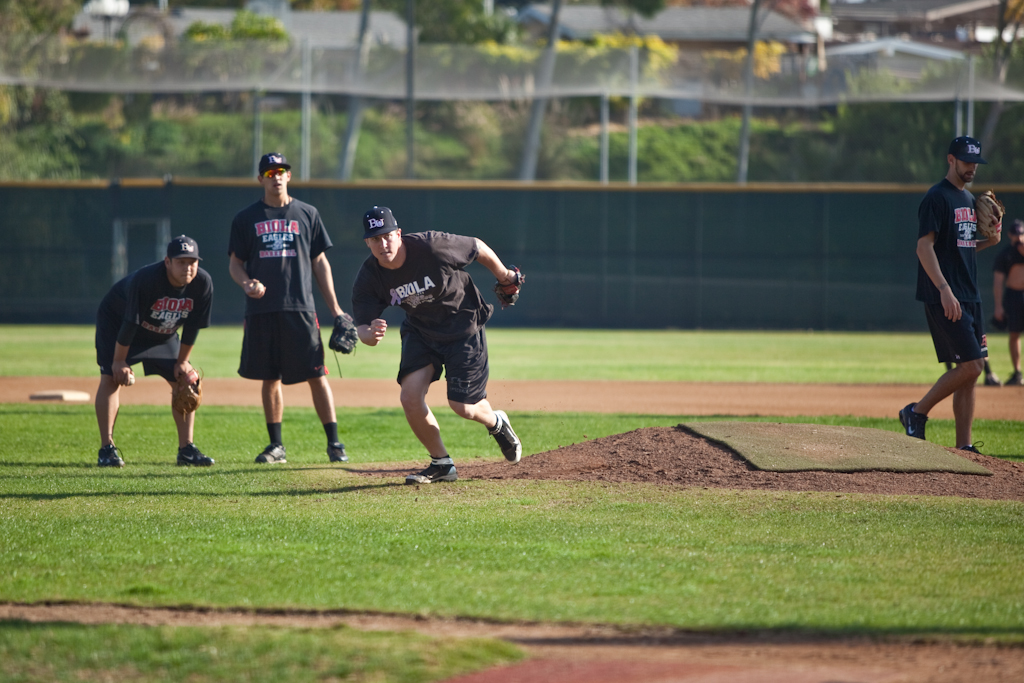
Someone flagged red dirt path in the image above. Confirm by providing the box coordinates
[3,376,1023,682]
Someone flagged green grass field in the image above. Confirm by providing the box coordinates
[1,326,1022,681]
[4,324,1024,384]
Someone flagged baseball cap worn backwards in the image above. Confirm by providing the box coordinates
[167,235,201,260]
[363,206,400,239]
[258,152,291,174]
[948,136,986,164]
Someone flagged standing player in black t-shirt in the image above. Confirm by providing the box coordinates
[228,153,351,465]
[351,206,523,485]
[899,137,1002,452]
[991,219,1024,385]
[94,235,214,468]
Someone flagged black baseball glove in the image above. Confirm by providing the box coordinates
[494,265,524,309]
[329,313,359,354]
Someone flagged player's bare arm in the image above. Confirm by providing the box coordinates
[112,342,133,386]
[474,238,516,284]
[229,253,265,298]
[993,271,1006,321]
[916,232,961,322]
[174,343,197,381]
[357,319,387,346]
[311,252,344,319]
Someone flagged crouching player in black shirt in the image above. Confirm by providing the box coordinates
[94,235,214,468]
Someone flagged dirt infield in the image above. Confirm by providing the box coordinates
[4,376,1023,681]
[6,376,1024,420]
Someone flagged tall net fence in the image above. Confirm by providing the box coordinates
[2,38,1021,103]
[2,181,1021,331]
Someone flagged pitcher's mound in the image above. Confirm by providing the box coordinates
[452,425,1023,501]
[682,422,991,474]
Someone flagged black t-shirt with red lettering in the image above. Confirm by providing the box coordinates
[916,178,980,304]
[352,231,493,343]
[228,198,332,315]
[98,260,213,350]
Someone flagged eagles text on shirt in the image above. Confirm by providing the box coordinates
[142,296,194,333]
[955,206,978,248]
[257,219,299,258]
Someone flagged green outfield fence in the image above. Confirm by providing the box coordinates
[3,180,1022,331]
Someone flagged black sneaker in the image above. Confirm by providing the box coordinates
[405,457,458,485]
[1006,371,1022,386]
[984,372,1002,386]
[958,442,984,454]
[255,443,286,464]
[177,443,214,467]
[489,410,522,463]
[898,402,928,440]
[327,442,348,463]
[97,444,124,468]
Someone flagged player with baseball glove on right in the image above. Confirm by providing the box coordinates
[94,235,214,468]
[899,137,1002,453]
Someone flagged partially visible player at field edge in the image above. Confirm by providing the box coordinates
[899,136,1002,451]
[991,219,1024,385]
[351,206,523,485]
[228,152,351,465]
[95,235,214,468]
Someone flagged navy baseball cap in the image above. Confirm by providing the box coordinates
[363,206,400,239]
[1010,219,1024,236]
[948,136,986,164]
[167,235,201,260]
[258,152,291,174]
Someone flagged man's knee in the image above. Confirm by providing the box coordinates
[959,358,985,378]
[448,399,473,419]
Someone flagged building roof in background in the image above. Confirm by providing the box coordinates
[517,3,818,45]
[72,5,408,49]
[826,36,965,59]
[829,0,1000,23]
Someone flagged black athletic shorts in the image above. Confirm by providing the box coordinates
[924,301,988,364]
[398,326,489,404]
[96,317,179,382]
[1002,288,1024,333]
[239,311,327,385]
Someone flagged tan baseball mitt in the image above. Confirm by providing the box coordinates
[976,191,1005,240]
[172,371,202,415]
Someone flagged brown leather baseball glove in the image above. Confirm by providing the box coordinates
[172,371,202,415]
[494,265,524,309]
[976,190,1005,241]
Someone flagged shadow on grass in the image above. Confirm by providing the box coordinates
[1,605,1021,645]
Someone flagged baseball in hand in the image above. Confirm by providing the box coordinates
[126,370,135,386]
[251,281,266,297]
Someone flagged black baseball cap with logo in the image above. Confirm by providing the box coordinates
[167,235,201,260]
[948,136,987,164]
[258,152,291,174]
[363,206,400,239]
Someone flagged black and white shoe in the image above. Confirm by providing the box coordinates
[405,457,458,485]
[255,443,287,464]
[898,403,928,440]
[489,410,522,463]
[97,444,124,468]
[1005,371,1022,386]
[958,443,984,454]
[177,443,214,467]
[327,442,348,463]
[984,372,1002,386]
